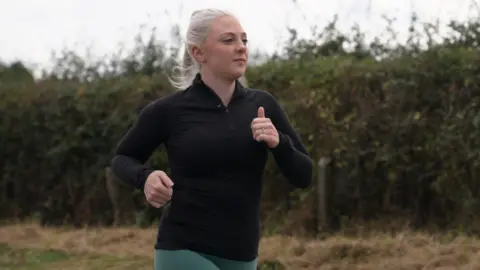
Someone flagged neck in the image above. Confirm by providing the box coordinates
[200,70,236,106]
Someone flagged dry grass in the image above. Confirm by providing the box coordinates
[1,222,480,269]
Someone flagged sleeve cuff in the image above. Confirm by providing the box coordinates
[138,168,155,191]
[270,132,294,156]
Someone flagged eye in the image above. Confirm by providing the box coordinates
[242,39,248,45]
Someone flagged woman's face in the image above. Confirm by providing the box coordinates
[193,15,248,81]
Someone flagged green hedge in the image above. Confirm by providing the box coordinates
[2,17,480,233]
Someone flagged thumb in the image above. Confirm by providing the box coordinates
[160,174,174,188]
[153,171,174,188]
[257,106,265,118]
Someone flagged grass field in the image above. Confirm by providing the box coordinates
[1,223,480,269]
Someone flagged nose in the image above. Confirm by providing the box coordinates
[236,42,247,53]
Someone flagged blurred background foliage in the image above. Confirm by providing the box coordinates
[2,12,480,237]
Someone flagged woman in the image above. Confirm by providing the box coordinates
[111,8,313,270]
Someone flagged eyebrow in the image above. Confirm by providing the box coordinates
[219,32,247,38]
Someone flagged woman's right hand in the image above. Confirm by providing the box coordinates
[144,170,174,208]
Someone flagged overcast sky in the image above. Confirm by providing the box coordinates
[0,0,477,75]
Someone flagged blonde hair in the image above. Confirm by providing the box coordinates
[169,8,248,90]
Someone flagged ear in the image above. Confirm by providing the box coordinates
[190,45,205,64]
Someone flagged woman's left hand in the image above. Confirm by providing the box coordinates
[251,106,279,148]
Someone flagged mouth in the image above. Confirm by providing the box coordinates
[233,59,246,63]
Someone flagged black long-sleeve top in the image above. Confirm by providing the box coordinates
[111,74,313,262]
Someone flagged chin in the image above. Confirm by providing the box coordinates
[231,68,246,79]
[221,67,246,82]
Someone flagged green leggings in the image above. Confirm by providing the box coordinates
[154,249,257,270]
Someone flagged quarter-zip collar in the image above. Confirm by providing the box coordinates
[190,73,246,107]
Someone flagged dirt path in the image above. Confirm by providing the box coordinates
[1,223,480,269]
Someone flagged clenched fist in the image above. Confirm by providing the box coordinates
[144,170,174,208]
[251,106,279,148]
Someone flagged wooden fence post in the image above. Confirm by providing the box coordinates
[316,156,332,234]
[105,166,136,226]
